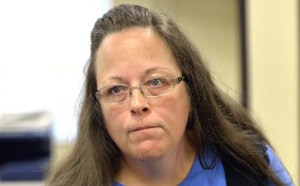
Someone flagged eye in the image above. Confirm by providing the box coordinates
[150,79,161,86]
[107,86,125,95]
[145,77,168,87]
[112,86,121,93]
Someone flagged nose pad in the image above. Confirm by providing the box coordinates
[129,87,149,114]
[129,86,145,98]
[130,87,146,102]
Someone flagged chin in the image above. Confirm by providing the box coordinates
[132,142,167,161]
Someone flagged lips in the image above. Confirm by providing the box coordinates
[130,126,159,132]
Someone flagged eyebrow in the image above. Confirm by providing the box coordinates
[102,76,123,85]
[102,66,166,84]
[145,66,164,74]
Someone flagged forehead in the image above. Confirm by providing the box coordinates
[95,27,181,84]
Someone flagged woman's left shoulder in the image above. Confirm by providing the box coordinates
[265,144,294,185]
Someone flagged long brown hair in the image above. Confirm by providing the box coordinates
[47,4,284,186]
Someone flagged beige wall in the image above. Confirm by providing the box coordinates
[247,0,299,184]
[176,0,242,101]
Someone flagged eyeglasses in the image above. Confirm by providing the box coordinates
[95,76,185,103]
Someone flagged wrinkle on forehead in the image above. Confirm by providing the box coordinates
[95,27,164,69]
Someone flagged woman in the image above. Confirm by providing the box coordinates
[47,4,293,186]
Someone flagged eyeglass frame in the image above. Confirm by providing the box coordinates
[95,75,185,103]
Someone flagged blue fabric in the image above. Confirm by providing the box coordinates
[267,146,294,186]
[113,145,294,186]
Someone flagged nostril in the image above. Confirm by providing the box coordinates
[130,107,148,114]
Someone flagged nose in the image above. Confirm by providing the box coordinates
[129,87,150,115]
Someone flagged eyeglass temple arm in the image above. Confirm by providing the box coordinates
[174,76,185,85]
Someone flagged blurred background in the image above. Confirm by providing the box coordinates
[0,0,298,185]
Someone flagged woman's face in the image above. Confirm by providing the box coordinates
[95,27,190,160]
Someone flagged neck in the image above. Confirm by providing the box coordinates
[116,134,196,186]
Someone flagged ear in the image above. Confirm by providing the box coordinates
[95,92,101,100]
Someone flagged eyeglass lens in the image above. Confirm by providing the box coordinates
[98,76,180,103]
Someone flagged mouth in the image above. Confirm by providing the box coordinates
[130,126,159,133]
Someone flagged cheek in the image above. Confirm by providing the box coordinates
[154,89,190,129]
[171,87,190,114]
[100,104,129,138]
[101,103,127,122]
